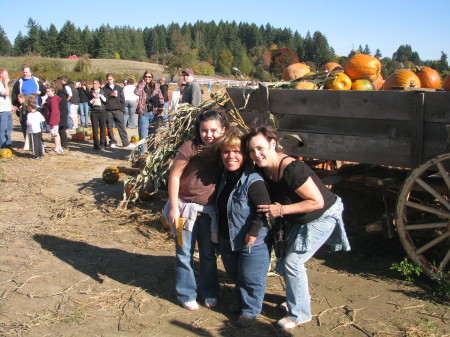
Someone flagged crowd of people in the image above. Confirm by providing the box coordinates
[1,65,352,330]
[0,65,198,157]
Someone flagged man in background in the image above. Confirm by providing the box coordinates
[181,68,202,106]
[12,65,46,110]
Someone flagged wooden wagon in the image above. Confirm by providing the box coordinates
[226,86,450,283]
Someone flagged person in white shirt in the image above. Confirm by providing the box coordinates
[24,95,46,159]
[122,78,138,128]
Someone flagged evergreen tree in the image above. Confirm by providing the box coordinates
[374,48,382,59]
[393,44,421,65]
[58,21,81,57]
[94,25,114,59]
[13,32,26,56]
[0,26,12,56]
[438,51,449,74]
[311,31,333,68]
[43,24,59,57]
[24,18,42,55]
[363,44,371,55]
[80,26,94,56]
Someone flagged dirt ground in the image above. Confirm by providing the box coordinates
[0,116,448,337]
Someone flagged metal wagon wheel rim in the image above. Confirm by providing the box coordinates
[396,153,450,284]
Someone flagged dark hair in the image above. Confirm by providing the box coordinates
[106,73,114,79]
[93,78,102,85]
[243,126,282,155]
[127,78,134,85]
[51,79,63,93]
[193,109,228,145]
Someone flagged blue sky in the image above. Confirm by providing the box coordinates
[2,0,449,61]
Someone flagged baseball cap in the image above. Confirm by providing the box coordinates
[182,68,194,76]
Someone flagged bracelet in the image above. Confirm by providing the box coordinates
[280,205,284,218]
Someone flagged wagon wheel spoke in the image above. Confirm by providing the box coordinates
[437,162,450,192]
[415,230,450,255]
[415,177,450,211]
[405,200,450,220]
[405,222,449,230]
[440,247,450,272]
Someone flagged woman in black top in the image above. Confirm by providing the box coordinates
[216,128,271,328]
[245,126,350,330]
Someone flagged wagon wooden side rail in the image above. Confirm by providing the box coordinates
[226,87,450,283]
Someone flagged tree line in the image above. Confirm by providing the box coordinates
[0,18,448,81]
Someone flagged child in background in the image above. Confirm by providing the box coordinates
[43,87,63,153]
[16,93,28,140]
[25,95,46,159]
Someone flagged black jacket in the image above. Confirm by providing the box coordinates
[11,77,47,107]
[102,84,125,112]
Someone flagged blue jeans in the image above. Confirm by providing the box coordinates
[0,111,13,148]
[124,100,137,128]
[137,111,162,154]
[79,102,89,127]
[219,238,270,318]
[66,102,73,129]
[283,216,336,323]
[175,214,219,303]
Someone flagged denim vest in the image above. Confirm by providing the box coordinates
[217,168,270,251]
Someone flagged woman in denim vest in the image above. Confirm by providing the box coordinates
[245,126,350,330]
[216,128,271,328]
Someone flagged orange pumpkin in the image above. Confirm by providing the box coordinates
[160,214,171,230]
[443,74,450,91]
[325,72,352,90]
[370,74,384,90]
[414,66,441,89]
[351,79,373,91]
[295,81,317,90]
[319,62,343,73]
[344,54,382,81]
[383,69,421,90]
[282,63,310,81]
[71,131,86,141]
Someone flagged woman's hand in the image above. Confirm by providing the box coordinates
[257,202,284,219]
[168,207,180,229]
[244,234,257,248]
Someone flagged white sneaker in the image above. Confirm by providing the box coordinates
[182,300,199,311]
[110,144,116,148]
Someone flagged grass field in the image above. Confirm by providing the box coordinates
[0,56,165,77]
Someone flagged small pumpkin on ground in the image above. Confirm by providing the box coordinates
[76,126,85,133]
[0,148,13,159]
[282,63,310,81]
[325,72,352,90]
[71,131,86,141]
[131,135,140,143]
[102,166,120,184]
[383,69,421,90]
[414,66,441,89]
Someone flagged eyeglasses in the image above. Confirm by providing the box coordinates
[144,76,152,78]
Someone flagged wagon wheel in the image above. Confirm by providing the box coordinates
[396,153,450,284]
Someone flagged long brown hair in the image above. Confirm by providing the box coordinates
[142,71,155,87]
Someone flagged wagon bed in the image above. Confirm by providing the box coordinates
[226,86,450,283]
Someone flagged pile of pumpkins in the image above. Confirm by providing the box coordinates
[71,126,92,141]
[284,54,450,91]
